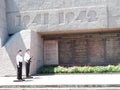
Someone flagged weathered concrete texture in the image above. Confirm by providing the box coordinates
[30,31,43,74]
[4,30,31,75]
[1,74,120,89]
[1,0,120,76]
[0,48,16,76]
[107,0,120,28]
[0,30,43,76]
[5,0,120,34]
[6,0,106,12]
[0,0,8,47]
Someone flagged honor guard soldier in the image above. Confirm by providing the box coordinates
[16,50,24,81]
[24,49,33,78]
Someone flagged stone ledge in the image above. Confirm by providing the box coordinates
[0,84,120,89]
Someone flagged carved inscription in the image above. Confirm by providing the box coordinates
[14,6,106,29]
[59,39,88,65]
[58,33,120,65]
[106,38,120,62]
[88,39,104,63]
[32,14,42,24]
[20,10,97,26]
[15,15,21,26]
[66,12,75,23]
[76,11,86,22]
[87,10,97,22]
[43,13,49,24]
[44,40,58,65]
[22,15,30,27]
[58,12,64,24]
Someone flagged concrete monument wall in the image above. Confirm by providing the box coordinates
[0,0,44,76]
[0,0,8,47]
[0,0,120,76]
[5,30,31,75]
[5,0,120,34]
[0,30,43,76]
[30,31,43,74]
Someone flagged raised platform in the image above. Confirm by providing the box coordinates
[0,74,120,90]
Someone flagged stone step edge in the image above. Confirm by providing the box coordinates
[0,84,120,88]
[0,87,120,90]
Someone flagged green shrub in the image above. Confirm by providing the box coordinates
[54,66,68,73]
[111,65,120,72]
[37,65,120,74]
[67,66,80,73]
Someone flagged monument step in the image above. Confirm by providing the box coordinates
[0,84,120,90]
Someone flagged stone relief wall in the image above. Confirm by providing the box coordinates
[6,0,120,34]
[58,33,120,65]
[59,39,88,65]
[7,6,107,34]
[6,0,106,12]
[44,40,58,65]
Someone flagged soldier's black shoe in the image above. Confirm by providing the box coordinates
[21,79,25,81]
[13,79,25,82]
[26,76,33,78]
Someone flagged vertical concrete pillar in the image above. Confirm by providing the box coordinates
[30,31,44,74]
[0,0,8,47]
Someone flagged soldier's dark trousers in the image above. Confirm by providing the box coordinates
[17,62,22,80]
[26,62,30,77]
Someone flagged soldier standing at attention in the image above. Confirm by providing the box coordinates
[24,49,33,78]
[16,50,24,81]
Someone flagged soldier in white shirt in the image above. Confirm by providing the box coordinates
[24,49,33,78]
[16,50,24,81]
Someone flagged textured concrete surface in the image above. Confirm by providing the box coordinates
[1,74,120,85]
[0,74,120,89]
[0,30,43,76]
[4,30,31,76]
[1,0,120,76]
[30,31,44,74]
[5,0,120,34]
[0,0,8,47]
